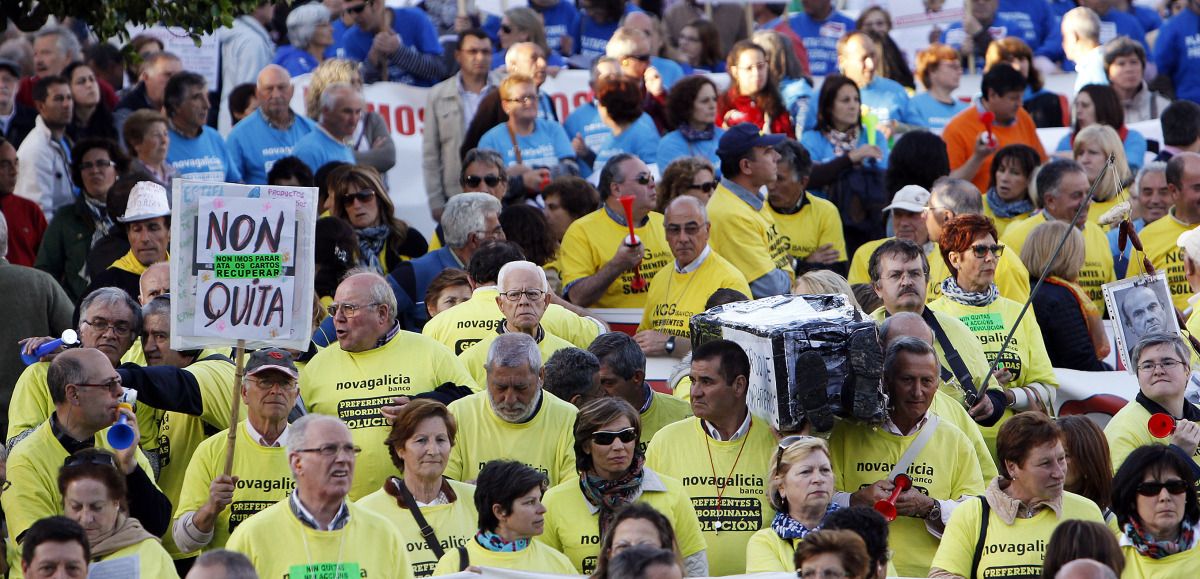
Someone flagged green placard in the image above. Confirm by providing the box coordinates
[286,562,361,579]
[214,253,282,279]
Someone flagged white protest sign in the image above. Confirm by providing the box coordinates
[125,25,221,88]
[170,180,317,350]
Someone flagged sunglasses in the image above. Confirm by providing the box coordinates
[774,435,818,469]
[342,189,375,204]
[501,24,514,34]
[624,173,653,186]
[345,2,368,15]
[624,54,652,63]
[688,180,719,193]
[64,452,117,469]
[968,244,1004,258]
[464,174,502,188]
[592,427,637,446]
[1136,479,1189,496]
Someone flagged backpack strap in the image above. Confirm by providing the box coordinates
[970,495,991,579]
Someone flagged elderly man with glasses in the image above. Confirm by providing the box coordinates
[1105,333,1200,477]
[300,270,475,501]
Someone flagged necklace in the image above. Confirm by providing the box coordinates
[703,419,751,533]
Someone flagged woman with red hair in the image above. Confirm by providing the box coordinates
[928,214,1058,454]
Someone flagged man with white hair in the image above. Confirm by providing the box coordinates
[226,65,315,184]
[300,270,475,499]
[227,414,413,578]
[1062,7,1108,93]
[605,27,669,131]
[291,83,359,172]
[445,332,578,485]
[458,261,573,385]
[621,12,685,89]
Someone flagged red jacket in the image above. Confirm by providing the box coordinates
[0,192,47,267]
[17,75,118,110]
[717,92,794,137]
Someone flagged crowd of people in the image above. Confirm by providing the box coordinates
[4,0,1200,578]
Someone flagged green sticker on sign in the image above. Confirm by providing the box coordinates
[959,313,1006,332]
[214,253,282,279]
[286,562,361,579]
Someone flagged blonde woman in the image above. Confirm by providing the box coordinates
[1071,124,1134,226]
[793,270,862,311]
[746,436,839,573]
[305,58,396,176]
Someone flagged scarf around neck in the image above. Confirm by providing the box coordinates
[89,514,157,559]
[771,503,840,540]
[824,126,860,158]
[580,455,646,537]
[1123,517,1196,559]
[356,224,390,274]
[941,276,999,307]
[83,196,115,244]
[476,529,530,552]
[109,250,150,275]
[679,123,715,143]
[985,188,1034,219]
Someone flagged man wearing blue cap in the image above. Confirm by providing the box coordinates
[709,123,795,298]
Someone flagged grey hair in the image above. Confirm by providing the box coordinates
[443,192,502,248]
[665,194,708,222]
[339,268,398,323]
[486,332,542,373]
[496,261,549,292]
[587,332,645,380]
[1130,332,1191,368]
[590,56,621,83]
[543,348,600,403]
[1133,162,1168,198]
[47,350,91,404]
[931,177,983,215]
[142,295,172,320]
[1063,7,1101,43]
[35,26,81,62]
[287,3,331,49]
[318,82,356,119]
[606,27,647,60]
[286,414,347,459]
[193,550,258,579]
[461,148,509,183]
[0,213,7,259]
[79,287,143,336]
[878,312,931,344]
[883,336,937,386]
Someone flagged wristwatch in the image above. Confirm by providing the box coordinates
[665,335,676,354]
[926,500,942,522]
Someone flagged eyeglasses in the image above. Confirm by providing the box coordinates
[81,318,134,337]
[1136,479,1189,496]
[624,54,652,63]
[665,223,704,236]
[75,380,124,395]
[501,289,546,302]
[968,244,1005,258]
[1137,359,1185,373]
[688,180,719,193]
[342,190,375,205]
[326,302,381,318]
[64,452,117,469]
[623,173,654,186]
[504,95,536,105]
[592,427,637,445]
[80,159,116,171]
[500,24,514,34]
[246,377,298,392]
[464,174,502,188]
[295,443,363,457]
[799,569,848,579]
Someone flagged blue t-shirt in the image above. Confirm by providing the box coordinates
[800,127,890,168]
[478,118,575,168]
[273,45,321,77]
[326,19,350,58]
[656,127,724,171]
[906,93,969,130]
[941,15,1027,72]
[291,129,356,173]
[781,76,817,132]
[563,102,609,152]
[861,77,910,126]
[1054,128,1148,173]
[482,1,580,55]
[167,126,241,183]
[336,7,444,86]
[574,4,639,60]
[1129,5,1162,32]
[587,115,659,176]
[785,11,856,77]
[1155,9,1200,102]
[490,48,566,71]
[651,56,685,91]
[997,0,1056,55]
[226,109,316,185]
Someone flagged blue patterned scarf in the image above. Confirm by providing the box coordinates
[985,187,1034,219]
[679,123,715,143]
[476,530,530,552]
[771,503,840,540]
[356,224,390,274]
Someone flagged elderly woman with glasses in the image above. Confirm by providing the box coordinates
[541,397,707,576]
[928,214,1057,453]
[328,164,427,274]
[1111,444,1200,576]
[746,436,839,572]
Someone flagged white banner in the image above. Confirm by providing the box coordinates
[126,25,221,88]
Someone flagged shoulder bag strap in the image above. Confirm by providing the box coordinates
[921,308,979,403]
[887,414,940,481]
[970,495,991,579]
[506,123,523,165]
[458,545,470,572]
[396,478,446,560]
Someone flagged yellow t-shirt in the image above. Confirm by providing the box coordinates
[6,362,51,443]
[640,391,692,452]
[982,203,1032,238]
[98,537,180,579]
[745,528,799,573]
[121,338,146,365]
[847,237,890,286]
[1088,194,1123,228]
[707,185,795,284]
[457,330,574,389]
[559,209,672,308]
[2,420,157,543]
[1121,542,1200,578]
[1104,397,1200,474]
[931,390,999,482]
[1127,210,1194,311]
[869,307,995,406]
[225,499,413,579]
[644,416,776,576]
[357,479,478,578]
[828,416,986,577]
[926,243,1031,304]
[422,287,600,354]
[431,535,575,576]
[1189,308,1200,367]
[931,492,1105,578]
[445,391,577,486]
[540,470,706,574]
[1001,213,1115,314]
[173,421,294,552]
[766,194,847,262]
[301,332,476,500]
[637,249,750,337]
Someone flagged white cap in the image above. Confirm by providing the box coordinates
[882,185,931,214]
[120,181,171,223]
[1177,227,1200,264]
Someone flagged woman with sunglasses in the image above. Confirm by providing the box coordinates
[1111,444,1200,577]
[928,214,1056,453]
[58,449,179,578]
[654,157,717,213]
[328,164,427,274]
[493,7,565,72]
[930,413,1105,579]
[658,76,724,170]
[541,398,707,576]
[746,436,839,572]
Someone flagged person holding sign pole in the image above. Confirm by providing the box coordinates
[85,181,169,305]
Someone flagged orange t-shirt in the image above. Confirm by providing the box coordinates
[942,105,1046,193]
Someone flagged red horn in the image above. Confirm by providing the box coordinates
[873,474,912,522]
[1148,413,1176,438]
[618,195,647,292]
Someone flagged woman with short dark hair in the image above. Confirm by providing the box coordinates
[983,144,1041,236]
[659,75,724,168]
[1040,520,1124,578]
[592,503,682,579]
[1111,444,1200,576]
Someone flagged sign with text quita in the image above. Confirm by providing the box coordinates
[170,180,317,350]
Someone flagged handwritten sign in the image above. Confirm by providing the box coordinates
[170,180,317,350]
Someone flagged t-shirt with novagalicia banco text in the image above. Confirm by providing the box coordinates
[478,119,575,169]
[167,125,242,183]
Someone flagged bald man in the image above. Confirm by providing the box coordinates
[1055,559,1117,579]
[225,64,316,184]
